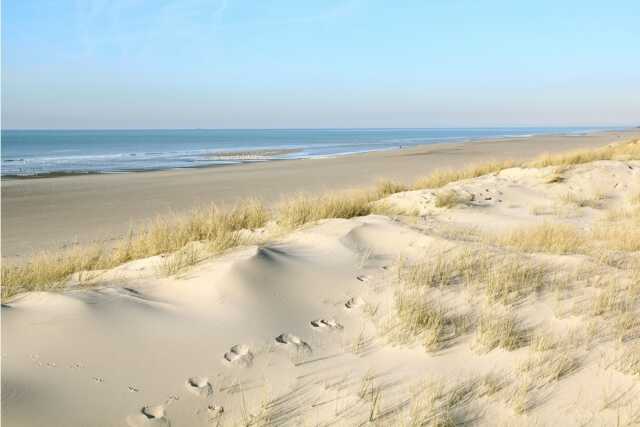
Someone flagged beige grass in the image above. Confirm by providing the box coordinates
[559,192,604,209]
[276,189,374,229]
[474,310,525,352]
[375,179,408,198]
[413,160,517,190]
[434,189,471,208]
[392,289,450,351]
[3,139,639,301]
[1,200,268,300]
[480,259,545,304]
[528,139,640,168]
[522,347,579,382]
[616,344,640,377]
[494,222,584,254]
[1,246,113,299]
[592,223,640,252]
[157,244,203,277]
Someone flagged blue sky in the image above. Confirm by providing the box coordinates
[2,0,639,129]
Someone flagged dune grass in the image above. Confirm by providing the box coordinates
[474,310,526,353]
[434,189,471,208]
[528,139,640,168]
[493,222,585,254]
[3,138,639,301]
[559,191,605,209]
[157,244,203,277]
[413,160,517,190]
[375,179,409,197]
[276,189,374,229]
[1,200,269,299]
[481,259,545,304]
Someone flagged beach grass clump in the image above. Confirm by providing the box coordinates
[475,310,526,352]
[1,246,113,300]
[434,189,470,208]
[519,349,580,385]
[528,139,640,168]
[392,289,452,351]
[112,199,269,262]
[591,223,640,252]
[399,255,459,289]
[413,160,518,190]
[375,179,408,198]
[559,192,603,209]
[543,166,568,184]
[157,244,203,277]
[494,222,584,254]
[399,250,485,289]
[591,283,631,317]
[1,199,269,300]
[481,259,545,304]
[276,190,373,229]
[617,344,640,377]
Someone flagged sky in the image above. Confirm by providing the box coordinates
[2,0,639,129]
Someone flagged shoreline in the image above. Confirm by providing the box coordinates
[0,128,623,179]
[2,128,639,259]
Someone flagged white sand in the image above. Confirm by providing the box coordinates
[2,159,640,426]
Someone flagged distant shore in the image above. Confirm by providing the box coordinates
[2,128,639,258]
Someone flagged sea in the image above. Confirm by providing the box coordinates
[0,127,618,177]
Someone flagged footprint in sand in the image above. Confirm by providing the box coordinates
[310,319,343,331]
[223,345,254,367]
[275,333,312,352]
[127,405,170,427]
[345,296,365,309]
[185,376,213,397]
[207,405,224,418]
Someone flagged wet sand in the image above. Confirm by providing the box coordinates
[2,129,639,258]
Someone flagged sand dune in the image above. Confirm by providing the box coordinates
[3,149,640,425]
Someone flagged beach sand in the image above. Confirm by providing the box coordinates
[2,129,640,259]
[2,136,639,426]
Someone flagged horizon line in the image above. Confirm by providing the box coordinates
[2,125,636,132]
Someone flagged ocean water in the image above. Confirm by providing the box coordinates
[0,127,614,177]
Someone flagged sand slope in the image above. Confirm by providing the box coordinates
[2,160,640,426]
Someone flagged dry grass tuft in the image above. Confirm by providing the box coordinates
[1,246,113,299]
[494,222,584,254]
[277,190,373,229]
[475,310,525,352]
[591,283,632,317]
[519,349,580,384]
[113,199,269,263]
[4,139,639,301]
[434,189,471,209]
[402,378,481,426]
[157,244,203,277]
[543,167,567,184]
[375,179,408,198]
[592,223,640,252]
[616,344,640,377]
[2,199,268,300]
[480,259,545,304]
[392,290,451,351]
[528,139,640,168]
[413,160,517,190]
[399,250,488,290]
[559,192,604,209]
